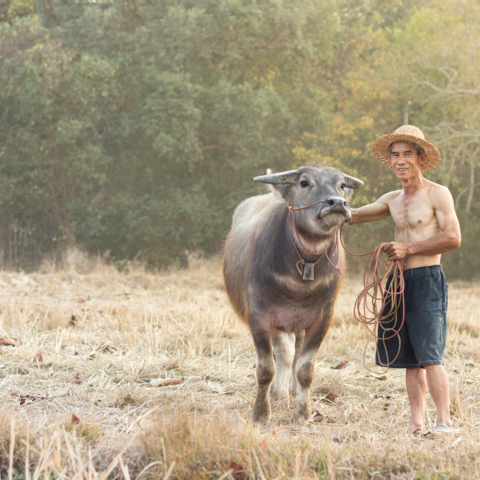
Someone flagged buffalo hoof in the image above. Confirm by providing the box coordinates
[292,404,311,426]
[252,407,271,426]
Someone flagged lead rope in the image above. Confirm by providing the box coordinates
[339,226,405,374]
[287,201,405,372]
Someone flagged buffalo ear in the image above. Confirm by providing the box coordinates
[253,169,299,185]
[343,174,364,189]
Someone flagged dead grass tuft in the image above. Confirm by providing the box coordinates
[143,405,480,479]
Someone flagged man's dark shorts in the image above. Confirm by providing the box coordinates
[376,265,448,369]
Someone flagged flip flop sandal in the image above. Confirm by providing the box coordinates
[433,424,451,434]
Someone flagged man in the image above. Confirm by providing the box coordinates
[349,125,461,434]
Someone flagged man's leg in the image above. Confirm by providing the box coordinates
[424,364,452,428]
[406,367,427,430]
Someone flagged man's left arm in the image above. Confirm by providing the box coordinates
[384,186,461,260]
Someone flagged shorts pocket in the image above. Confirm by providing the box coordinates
[427,272,444,311]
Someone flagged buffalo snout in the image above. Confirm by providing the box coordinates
[318,196,349,218]
[327,196,347,208]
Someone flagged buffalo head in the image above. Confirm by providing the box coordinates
[253,166,364,235]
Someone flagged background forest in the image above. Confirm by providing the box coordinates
[0,0,478,278]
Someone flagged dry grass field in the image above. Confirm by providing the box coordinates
[1,250,480,479]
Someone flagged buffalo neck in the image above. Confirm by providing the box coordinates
[286,210,335,264]
[253,204,339,282]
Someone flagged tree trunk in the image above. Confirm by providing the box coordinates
[466,148,479,213]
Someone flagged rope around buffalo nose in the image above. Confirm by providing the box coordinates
[287,202,341,272]
[340,227,406,374]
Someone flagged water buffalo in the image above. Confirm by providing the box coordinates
[223,165,364,425]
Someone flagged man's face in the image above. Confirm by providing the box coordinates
[389,141,424,180]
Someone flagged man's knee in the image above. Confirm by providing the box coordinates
[406,367,426,376]
[422,364,443,372]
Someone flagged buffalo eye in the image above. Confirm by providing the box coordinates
[300,180,309,188]
[341,183,346,190]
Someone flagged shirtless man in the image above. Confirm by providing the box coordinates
[349,125,461,433]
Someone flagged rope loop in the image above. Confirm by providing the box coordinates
[340,228,405,374]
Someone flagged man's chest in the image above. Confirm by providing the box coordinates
[389,192,436,229]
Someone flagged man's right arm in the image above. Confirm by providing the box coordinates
[349,193,392,225]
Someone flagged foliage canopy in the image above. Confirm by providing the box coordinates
[0,0,479,277]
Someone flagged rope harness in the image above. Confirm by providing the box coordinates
[287,200,341,279]
[287,200,405,371]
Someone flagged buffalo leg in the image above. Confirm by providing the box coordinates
[293,316,332,425]
[289,330,305,397]
[271,331,295,401]
[252,331,275,425]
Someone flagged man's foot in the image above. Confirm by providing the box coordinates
[407,423,424,434]
[433,424,451,434]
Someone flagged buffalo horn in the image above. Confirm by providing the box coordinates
[343,174,364,189]
[253,169,299,185]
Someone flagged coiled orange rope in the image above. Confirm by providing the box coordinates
[340,229,406,373]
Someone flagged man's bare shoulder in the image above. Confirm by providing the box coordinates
[423,179,446,190]
[424,181,453,206]
[377,190,402,205]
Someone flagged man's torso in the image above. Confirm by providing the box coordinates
[384,180,443,270]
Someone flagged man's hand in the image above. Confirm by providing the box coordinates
[383,242,410,260]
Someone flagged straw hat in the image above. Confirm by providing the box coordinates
[372,125,440,172]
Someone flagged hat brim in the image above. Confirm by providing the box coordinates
[372,133,440,172]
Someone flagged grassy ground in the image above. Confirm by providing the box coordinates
[0,250,479,479]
